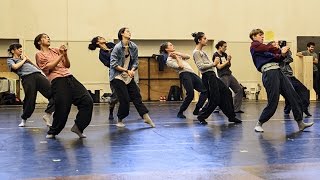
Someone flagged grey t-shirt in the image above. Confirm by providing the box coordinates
[301,50,318,72]
[7,58,41,77]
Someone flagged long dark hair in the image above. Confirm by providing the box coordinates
[159,42,169,54]
[118,27,128,40]
[88,36,99,50]
[34,33,47,50]
[191,32,205,44]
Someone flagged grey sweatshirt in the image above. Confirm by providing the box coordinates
[192,49,215,74]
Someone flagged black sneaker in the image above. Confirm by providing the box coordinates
[304,110,312,117]
[229,117,242,123]
[193,108,200,115]
[198,119,208,125]
[177,113,186,119]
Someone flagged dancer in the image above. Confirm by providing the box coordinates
[161,42,207,118]
[110,27,155,128]
[88,36,117,120]
[7,43,54,127]
[34,33,93,138]
[249,29,313,132]
[213,41,244,113]
[269,41,311,117]
[192,32,242,125]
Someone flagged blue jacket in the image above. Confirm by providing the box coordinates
[110,41,139,81]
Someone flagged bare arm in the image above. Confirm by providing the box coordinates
[10,58,27,70]
[296,52,303,57]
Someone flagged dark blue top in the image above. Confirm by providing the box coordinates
[98,42,115,67]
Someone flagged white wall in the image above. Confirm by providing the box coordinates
[1,0,319,101]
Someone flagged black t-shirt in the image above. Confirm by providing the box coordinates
[212,51,232,77]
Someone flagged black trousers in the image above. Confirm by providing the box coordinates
[198,71,235,120]
[48,76,93,135]
[259,69,303,124]
[313,72,319,95]
[21,72,55,120]
[111,79,148,120]
[109,83,118,108]
[284,76,310,112]
[179,72,207,113]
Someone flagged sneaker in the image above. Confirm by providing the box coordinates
[298,121,314,131]
[18,120,26,127]
[143,114,155,128]
[193,108,200,115]
[254,121,264,132]
[116,121,126,128]
[46,134,55,139]
[198,119,208,125]
[177,112,186,119]
[42,114,52,127]
[235,110,244,113]
[71,124,87,138]
[229,117,242,123]
[304,110,312,117]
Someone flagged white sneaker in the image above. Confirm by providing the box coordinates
[46,134,55,139]
[254,121,264,132]
[116,121,126,128]
[298,121,314,131]
[42,113,52,127]
[18,120,26,127]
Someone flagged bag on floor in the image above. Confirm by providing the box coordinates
[167,85,182,101]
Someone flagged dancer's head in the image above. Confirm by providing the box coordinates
[88,36,106,50]
[159,42,175,54]
[249,29,264,43]
[215,41,227,52]
[34,33,50,50]
[8,43,22,57]
[118,27,131,41]
[191,32,207,46]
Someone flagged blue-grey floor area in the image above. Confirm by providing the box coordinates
[0,101,320,179]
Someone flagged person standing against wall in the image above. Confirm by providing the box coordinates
[297,42,319,98]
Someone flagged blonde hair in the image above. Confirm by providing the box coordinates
[249,29,264,40]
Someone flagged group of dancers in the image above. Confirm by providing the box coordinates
[6,27,314,139]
